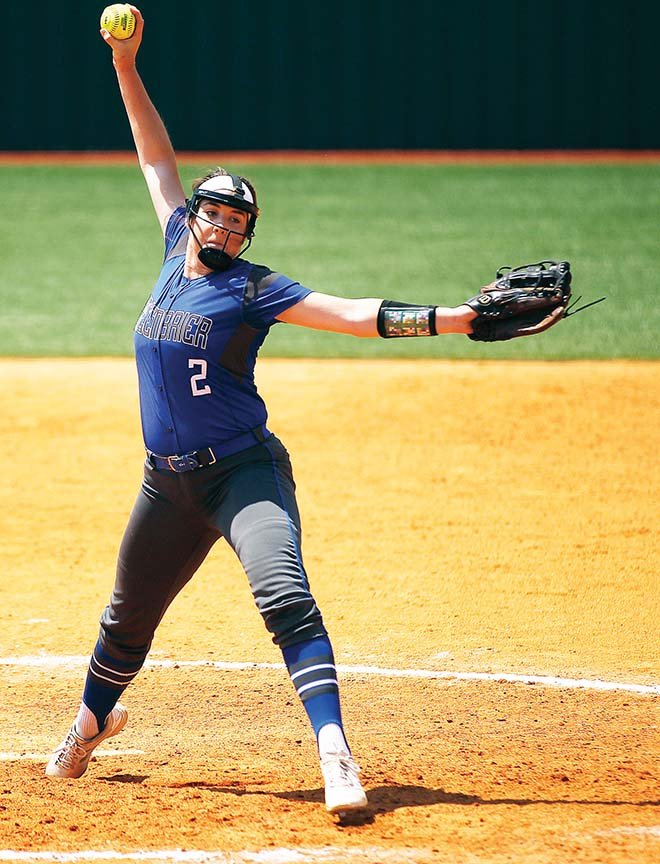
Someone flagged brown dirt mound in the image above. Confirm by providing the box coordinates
[0,358,658,863]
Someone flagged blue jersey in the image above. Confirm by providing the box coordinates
[134,207,312,455]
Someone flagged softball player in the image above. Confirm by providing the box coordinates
[45,7,477,815]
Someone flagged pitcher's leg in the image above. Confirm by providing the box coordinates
[89,467,219,727]
[213,438,367,811]
[213,439,324,647]
[47,466,218,778]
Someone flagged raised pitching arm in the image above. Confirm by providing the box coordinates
[101,6,185,233]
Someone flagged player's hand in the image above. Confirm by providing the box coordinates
[458,281,496,333]
[100,5,144,68]
[433,305,478,335]
[454,304,478,335]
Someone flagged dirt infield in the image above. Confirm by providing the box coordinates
[2,149,660,166]
[0,359,658,863]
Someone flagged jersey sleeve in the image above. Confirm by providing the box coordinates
[163,206,189,261]
[243,264,313,329]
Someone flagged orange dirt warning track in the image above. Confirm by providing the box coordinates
[2,149,660,165]
[0,358,658,864]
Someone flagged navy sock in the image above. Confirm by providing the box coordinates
[82,675,125,732]
[82,639,142,731]
[282,635,344,739]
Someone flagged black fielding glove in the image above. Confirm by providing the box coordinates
[465,260,572,342]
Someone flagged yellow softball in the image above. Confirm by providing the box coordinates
[100,4,136,40]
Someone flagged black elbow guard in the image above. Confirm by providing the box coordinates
[377,301,437,337]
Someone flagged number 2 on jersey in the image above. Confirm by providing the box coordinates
[189,359,211,396]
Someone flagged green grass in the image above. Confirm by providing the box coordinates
[1,163,658,358]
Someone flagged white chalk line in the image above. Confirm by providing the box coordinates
[595,825,660,838]
[0,749,144,762]
[0,847,432,863]
[0,654,657,695]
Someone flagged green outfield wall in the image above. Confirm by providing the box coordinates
[4,0,658,151]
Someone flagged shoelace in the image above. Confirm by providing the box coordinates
[322,752,362,788]
[55,732,88,768]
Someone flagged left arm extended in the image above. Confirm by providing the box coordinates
[276,292,476,336]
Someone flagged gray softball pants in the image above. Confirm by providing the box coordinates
[98,436,327,669]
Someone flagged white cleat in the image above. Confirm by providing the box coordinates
[320,748,368,814]
[45,704,128,779]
